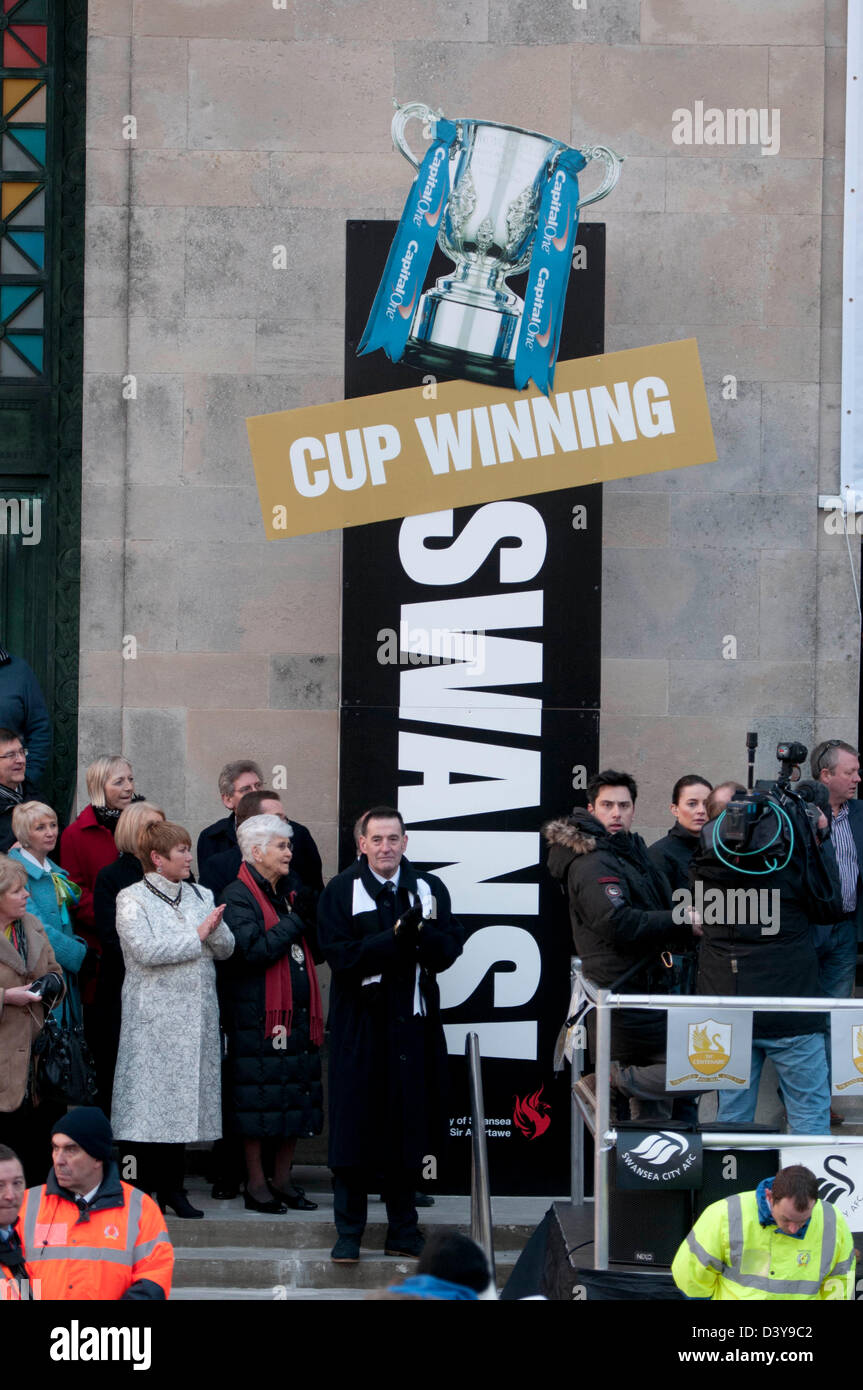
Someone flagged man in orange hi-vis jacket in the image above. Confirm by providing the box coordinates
[16,1109,172,1300]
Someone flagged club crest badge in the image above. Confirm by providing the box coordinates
[688,1019,732,1077]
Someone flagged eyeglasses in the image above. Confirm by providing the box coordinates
[815,740,843,774]
[0,748,26,762]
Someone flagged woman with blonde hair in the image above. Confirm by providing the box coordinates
[113,820,234,1218]
[9,800,86,1021]
[59,756,139,931]
[91,801,166,1106]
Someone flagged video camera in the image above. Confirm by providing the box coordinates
[752,736,830,839]
[696,734,841,924]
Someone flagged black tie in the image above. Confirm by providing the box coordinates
[380,880,397,928]
[75,1196,90,1224]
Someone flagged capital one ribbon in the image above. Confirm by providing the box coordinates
[514,148,588,396]
[358,117,459,364]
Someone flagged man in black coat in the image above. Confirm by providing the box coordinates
[544,769,700,1120]
[0,727,38,853]
[196,759,264,868]
[649,774,712,892]
[201,788,323,898]
[317,805,464,1264]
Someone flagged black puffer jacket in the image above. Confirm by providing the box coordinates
[544,809,690,988]
[219,867,323,1139]
[649,823,701,893]
[692,817,843,1038]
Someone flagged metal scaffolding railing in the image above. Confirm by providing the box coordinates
[466,1031,496,1283]
[568,970,863,1270]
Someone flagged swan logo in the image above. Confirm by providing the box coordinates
[616,1129,701,1188]
[688,1018,732,1077]
[627,1132,690,1166]
[817,1155,856,1206]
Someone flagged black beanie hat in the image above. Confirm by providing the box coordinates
[51,1108,114,1162]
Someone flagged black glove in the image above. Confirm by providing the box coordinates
[28,972,64,1008]
[394,902,424,945]
[290,887,319,929]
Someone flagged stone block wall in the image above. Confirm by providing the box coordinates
[80,0,854,859]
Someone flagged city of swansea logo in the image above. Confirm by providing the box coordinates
[852,1025,863,1076]
[688,1019,731,1077]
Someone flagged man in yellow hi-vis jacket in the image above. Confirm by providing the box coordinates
[672,1164,855,1300]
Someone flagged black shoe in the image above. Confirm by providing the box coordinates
[267,1182,318,1211]
[331,1234,360,1263]
[210,1182,239,1201]
[415,1192,435,1207]
[384,1232,425,1258]
[244,1188,287,1214]
[158,1190,204,1219]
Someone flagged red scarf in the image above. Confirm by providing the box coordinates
[237,862,324,1047]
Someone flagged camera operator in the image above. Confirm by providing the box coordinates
[691,744,844,1134]
[811,739,862,998]
[544,769,701,1121]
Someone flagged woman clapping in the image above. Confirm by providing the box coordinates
[112,821,234,1218]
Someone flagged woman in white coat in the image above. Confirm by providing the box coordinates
[112,820,234,1218]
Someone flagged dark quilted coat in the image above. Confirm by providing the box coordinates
[219,866,323,1139]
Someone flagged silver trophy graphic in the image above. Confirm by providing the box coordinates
[389,101,623,386]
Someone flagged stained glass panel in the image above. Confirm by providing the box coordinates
[0,4,46,380]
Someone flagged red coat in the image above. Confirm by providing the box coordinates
[59,804,118,931]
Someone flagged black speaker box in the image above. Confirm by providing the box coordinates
[608,1124,693,1266]
[693,1142,780,1219]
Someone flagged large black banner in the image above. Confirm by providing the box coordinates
[342,222,604,1194]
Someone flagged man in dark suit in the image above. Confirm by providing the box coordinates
[318,806,464,1264]
[812,739,863,998]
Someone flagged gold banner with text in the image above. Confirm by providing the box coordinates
[247,339,715,539]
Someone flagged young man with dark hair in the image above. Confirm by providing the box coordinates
[649,774,713,892]
[544,769,700,1120]
[673,1164,854,1300]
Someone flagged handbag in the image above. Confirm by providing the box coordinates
[31,986,98,1107]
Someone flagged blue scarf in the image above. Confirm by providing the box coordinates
[756,1177,810,1238]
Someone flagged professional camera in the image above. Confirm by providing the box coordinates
[696,735,842,925]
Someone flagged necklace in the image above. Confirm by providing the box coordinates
[144,876,183,913]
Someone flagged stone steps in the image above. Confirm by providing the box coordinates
[170,1244,522,1293]
[162,1168,551,1300]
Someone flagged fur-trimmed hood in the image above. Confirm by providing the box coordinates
[543,809,605,882]
[543,813,600,856]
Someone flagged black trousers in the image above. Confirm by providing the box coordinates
[0,1098,65,1186]
[332,1165,418,1243]
[121,1141,185,1196]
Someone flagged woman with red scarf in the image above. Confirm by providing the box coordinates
[220,814,324,1213]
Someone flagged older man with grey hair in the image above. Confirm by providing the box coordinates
[812,739,863,999]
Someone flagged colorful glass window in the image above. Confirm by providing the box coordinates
[0,0,48,380]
